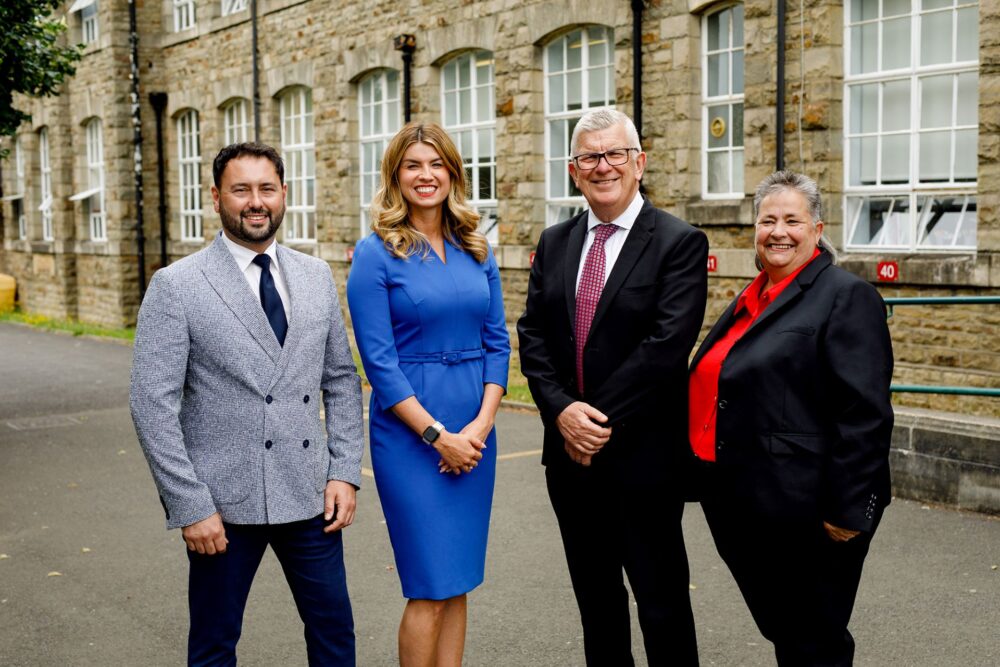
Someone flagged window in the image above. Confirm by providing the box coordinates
[173,0,196,32]
[442,50,498,244]
[544,26,615,226]
[69,119,106,241]
[14,135,26,240]
[68,0,98,45]
[223,98,250,145]
[221,0,247,17]
[279,88,316,241]
[39,128,53,241]
[844,0,978,250]
[177,110,202,241]
[703,4,744,198]
[358,69,401,236]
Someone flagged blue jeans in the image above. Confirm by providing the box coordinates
[186,514,354,666]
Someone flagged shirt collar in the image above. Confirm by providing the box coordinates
[220,230,279,273]
[586,191,644,232]
[735,248,821,317]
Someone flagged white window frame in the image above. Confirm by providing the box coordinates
[702,4,745,199]
[843,0,979,252]
[83,119,106,241]
[222,98,250,145]
[39,128,53,241]
[544,25,615,227]
[279,87,316,242]
[221,0,247,17]
[441,50,498,244]
[358,69,401,237]
[14,135,27,240]
[177,110,202,242]
[173,0,196,32]
[79,0,99,45]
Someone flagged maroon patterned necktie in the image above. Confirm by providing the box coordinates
[574,223,620,393]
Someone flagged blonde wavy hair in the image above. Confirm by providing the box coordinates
[369,122,488,263]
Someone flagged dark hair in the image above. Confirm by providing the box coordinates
[212,142,284,187]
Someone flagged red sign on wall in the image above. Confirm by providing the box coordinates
[876,261,899,282]
[529,251,536,266]
[707,255,718,273]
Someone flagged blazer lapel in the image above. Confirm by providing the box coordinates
[563,213,588,326]
[201,236,282,362]
[587,199,654,336]
[743,251,832,338]
[690,297,741,370]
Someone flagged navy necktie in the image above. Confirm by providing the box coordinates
[252,254,288,346]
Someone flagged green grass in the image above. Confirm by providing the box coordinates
[0,308,135,341]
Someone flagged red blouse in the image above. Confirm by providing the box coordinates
[688,249,820,462]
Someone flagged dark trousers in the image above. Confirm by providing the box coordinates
[186,514,355,667]
[546,464,699,667]
[702,499,874,667]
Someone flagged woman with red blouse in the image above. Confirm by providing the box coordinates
[689,171,893,666]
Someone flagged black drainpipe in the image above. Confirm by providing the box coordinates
[776,0,786,171]
[251,0,261,140]
[631,0,644,142]
[149,92,169,269]
[394,34,416,123]
[128,0,147,296]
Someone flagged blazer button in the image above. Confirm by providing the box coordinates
[265,395,273,404]
[717,440,725,449]
[265,440,273,449]
[303,439,310,448]
[303,395,310,403]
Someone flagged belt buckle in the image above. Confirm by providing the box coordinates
[442,352,459,364]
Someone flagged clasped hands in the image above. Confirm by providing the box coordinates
[434,417,491,475]
[557,401,612,467]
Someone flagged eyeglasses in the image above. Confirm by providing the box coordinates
[571,148,640,170]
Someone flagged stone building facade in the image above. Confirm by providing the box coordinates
[2,0,998,415]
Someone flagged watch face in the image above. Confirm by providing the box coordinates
[422,425,440,443]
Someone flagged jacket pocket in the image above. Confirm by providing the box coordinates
[778,325,816,336]
[767,432,825,456]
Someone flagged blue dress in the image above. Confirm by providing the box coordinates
[346,233,510,600]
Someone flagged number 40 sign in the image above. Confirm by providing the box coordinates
[877,261,899,282]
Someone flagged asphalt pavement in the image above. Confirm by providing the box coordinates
[0,322,997,666]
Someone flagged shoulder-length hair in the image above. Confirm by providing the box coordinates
[369,122,488,263]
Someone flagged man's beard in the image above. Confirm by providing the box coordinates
[219,204,284,245]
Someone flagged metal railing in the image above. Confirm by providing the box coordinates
[884,296,1000,397]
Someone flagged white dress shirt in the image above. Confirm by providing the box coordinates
[220,232,292,321]
[575,191,645,293]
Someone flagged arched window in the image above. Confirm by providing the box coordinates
[702,4,744,198]
[358,69,401,236]
[279,87,316,241]
[69,119,105,241]
[13,135,26,240]
[544,25,615,226]
[222,98,250,145]
[176,109,202,241]
[441,50,497,243]
[39,128,53,241]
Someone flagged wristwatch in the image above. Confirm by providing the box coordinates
[421,421,445,445]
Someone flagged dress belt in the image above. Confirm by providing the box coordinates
[397,349,485,365]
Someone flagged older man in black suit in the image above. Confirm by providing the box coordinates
[517,109,707,666]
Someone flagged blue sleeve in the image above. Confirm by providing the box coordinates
[346,238,416,411]
[481,246,510,391]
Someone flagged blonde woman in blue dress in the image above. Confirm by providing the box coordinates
[346,122,510,666]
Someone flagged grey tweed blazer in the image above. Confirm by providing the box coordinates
[130,235,364,529]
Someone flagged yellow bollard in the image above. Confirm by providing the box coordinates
[0,274,16,313]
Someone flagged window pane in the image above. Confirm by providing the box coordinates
[707,151,729,194]
[850,83,879,134]
[549,73,564,113]
[733,5,744,45]
[884,0,911,17]
[566,70,582,110]
[732,148,744,192]
[918,196,966,245]
[849,137,878,185]
[707,11,722,51]
[444,92,457,126]
[956,71,977,126]
[707,105,730,148]
[920,75,953,128]
[732,50,744,94]
[956,7,978,61]
[547,40,563,72]
[919,130,951,181]
[883,17,911,69]
[921,11,953,66]
[922,0,952,10]
[476,84,491,122]
[883,80,911,131]
[551,119,567,157]
[460,89,471,124]
[848,197,911,246]
[881,134,910,183]
[733,103,744,147]
[851,24,878,74]
[478,166,493,200]
[443,61,456,90]
[567,31,582,70]
[953,128,977,180]
[459,56,471,88]
[588,67,607,106]
[478,128,494,160]
[851,0,878,22]
[549,161,566,197]
[588,31,609,66]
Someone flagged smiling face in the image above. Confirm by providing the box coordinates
[211,156,287,253]
[397,141,452,216]
[569,123,646,222]
[754,188,824,284]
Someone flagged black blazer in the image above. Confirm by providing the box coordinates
[690,251,894,531]
[517,198,708,483]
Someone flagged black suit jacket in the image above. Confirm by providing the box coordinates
[690,251,894,531]
[517,198,708,484]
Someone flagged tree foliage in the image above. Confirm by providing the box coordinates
[1,0,82,145]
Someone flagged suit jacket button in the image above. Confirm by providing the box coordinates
[303,440,310,448]
[303,395,310,403]
[718,400,727,409]
[265,440,273,449]
[717,440,725,449]
[266,395,273,404]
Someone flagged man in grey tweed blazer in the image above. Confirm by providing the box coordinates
[130,143,364,666]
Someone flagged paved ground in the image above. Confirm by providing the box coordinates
[0,322,997,666]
